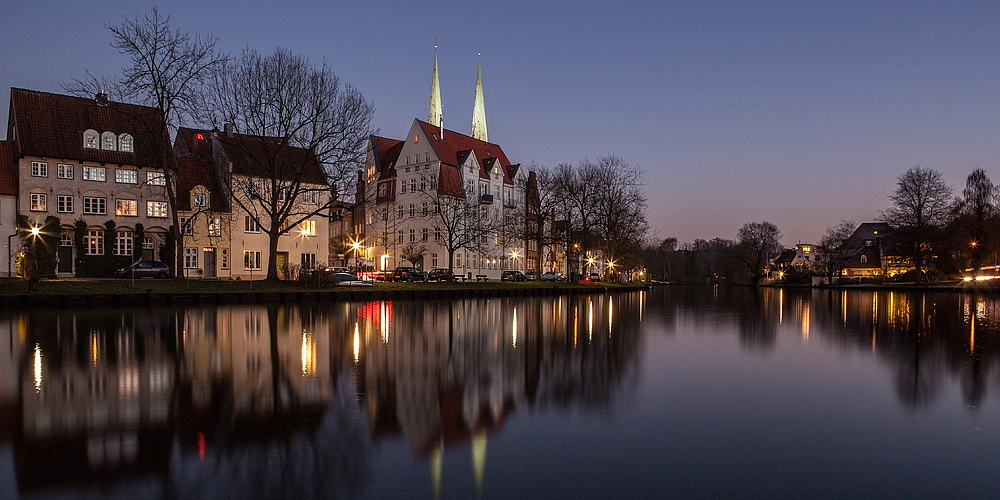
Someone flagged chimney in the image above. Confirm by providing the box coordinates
[95,91,108,107]
[224,123,235,138]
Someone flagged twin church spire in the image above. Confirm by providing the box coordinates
[427,43,488,142]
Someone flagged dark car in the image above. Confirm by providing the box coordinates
[426,268,454,282]
[116,261,170,279]
[501,270,527,282]
[393,267,424,282]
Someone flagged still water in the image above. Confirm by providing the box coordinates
[2,286,999,499]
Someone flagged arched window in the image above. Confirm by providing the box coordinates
[118,133,133,152]
[860,255,868,264]
[101,131,117,151]
[59,234,73,247]
[83,129,99,149]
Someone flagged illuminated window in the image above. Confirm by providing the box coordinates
[115,169,137,184]
[220,248,229,269]
[146,201,168,218]
[30,193,46,211]
[83,166,106,181]
[85,230,103,255]
[115,199,138,216]
[299,220,316,236]
[208,218,222,237]
[147,171,165,185]
[118,134,133,152]
[31,161,47,177]
[83,129,100,149]
[101,131,117,151]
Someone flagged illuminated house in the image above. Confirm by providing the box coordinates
[6,88,172,275]
[354,52,528,279]
[173,127,330,279]
[839,222,911,278]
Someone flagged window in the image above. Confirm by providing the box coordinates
[430,174,437,188]
[118,134,133,153]
[83,196,106,214]
[301,191,317,204]
[85,230,103,255]
[115,169,137,184]
[431,253,438,267]
[208,218,222,237]
[299,220,316,236]
[409,229,415,242]
[397,207,404,219]
[59,234,73,247]
[179,217,193,236]
[31,162,48,177]
[397,230,403,243]
[409,204,415,217]
[83,129,99,149]
[421,228,428,241]
[57,163,73,179]
[425,152,430,162]
[410,179,417,192]
[83,166,106,181]
[435,227,441,241]
[377,183,387,198]
[301,253,316,270]
[147,171,165,186]
[860,255,868,264]
[457,254,462,267]
[146,201,168,218]
[101,131,117,151]
[243,250,262,270]
[244,215,261,233]
[405,155,410,164]
[422,202,428,215]
[57,195,73,213]
[220,248,229,269]
[193,193,207,207]
[435,203,441,213]
[183,247,198,268]
[115,199,138,216]
[142,237,154,250]
[30,193,46,211]
[114,231,133,256]
[401,182,407,194]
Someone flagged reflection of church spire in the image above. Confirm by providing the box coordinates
[428,41,443,130]
[472,428,487,498]
[430,442,442,500]
[471,52,488,142]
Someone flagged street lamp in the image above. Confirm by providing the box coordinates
[606,259,616,282]
[350,240,362,272]
[511,250,519,270]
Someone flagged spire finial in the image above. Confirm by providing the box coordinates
[428,41,443,129]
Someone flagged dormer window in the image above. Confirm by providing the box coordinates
[118,133,133,152]
[195,133,205,141]
[102,131,117,151]
[83,129,99,149]
[193,193,208,208]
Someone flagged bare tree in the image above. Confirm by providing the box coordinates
[879,166,953,277]
[591,156,648,274]
[202,48,376,279]
[399,242,428,268]
[424,172,498,272]
[64,7,228,275]
[815,219,856,284]
[732,221,782,286]
[951,169,998,272]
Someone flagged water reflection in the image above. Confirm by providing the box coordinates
[0,292,646,498]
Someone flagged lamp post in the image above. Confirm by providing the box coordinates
[511,250,519,271]
[606,260,616,283]
[351,240,362,273]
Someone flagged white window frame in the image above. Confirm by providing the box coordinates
[146,201,168,218]
[57,195,73,213]
[115,199,138,217]
[208,217,222,237]
[31,162,48,177]
[83,166,106,182]
[114,231,133,256]
[243,215,260,233]
[57,163,73,179]
[220,248,229,270]
[183,247,198,269]
[101,131,117,151]
[30,193,46,211]
[83,197,106,215]
[83,129,99,149]
[84,230,103,255]
[179,217,193,236]
[146,171,165,186]
[243,250,262,271]
[299,220,316,236]
[115,169,138,184]
[193,193,207,208]
[118,133,133,153]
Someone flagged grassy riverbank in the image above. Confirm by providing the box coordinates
[0,277,636,295]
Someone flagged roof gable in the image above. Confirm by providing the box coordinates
[414,119,514,183]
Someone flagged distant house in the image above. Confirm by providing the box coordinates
[6,88,172,276]
[769,243,818,280]
[839,222,911,278]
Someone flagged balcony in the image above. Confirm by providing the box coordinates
[479,194,494,205]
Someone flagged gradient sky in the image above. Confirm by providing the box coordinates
[3,0,1000,246]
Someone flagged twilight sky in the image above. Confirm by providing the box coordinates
[3,0,1000,246]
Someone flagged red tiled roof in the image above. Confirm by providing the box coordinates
[371,136,403,177]
[176,127,327,185]
[8,88,169,169]
[0,141,17,196]
[416,120,516,184]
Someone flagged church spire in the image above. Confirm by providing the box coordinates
[428,40,443,129]
[471,52,488,142]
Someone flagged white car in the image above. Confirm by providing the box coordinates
[329,273,374,287]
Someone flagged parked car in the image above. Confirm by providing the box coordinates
[323,266,351,274]
[589,273,602,281]
[393,267,424,282]
[329,273,374,287]
[426,268,454,282]
[524,271,538,281]
[501,270,527,282]
[540,271,563,282]
[116,261,170,279]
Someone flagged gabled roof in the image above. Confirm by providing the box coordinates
[175,127,327,185]
[8,88,169,169]
[415,120,517,184]
[842,222,894,250]
[0,141,17,196]
[370,136,403,178]
[175,156,230,213]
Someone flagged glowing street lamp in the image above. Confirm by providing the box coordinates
[350,240,362,271]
